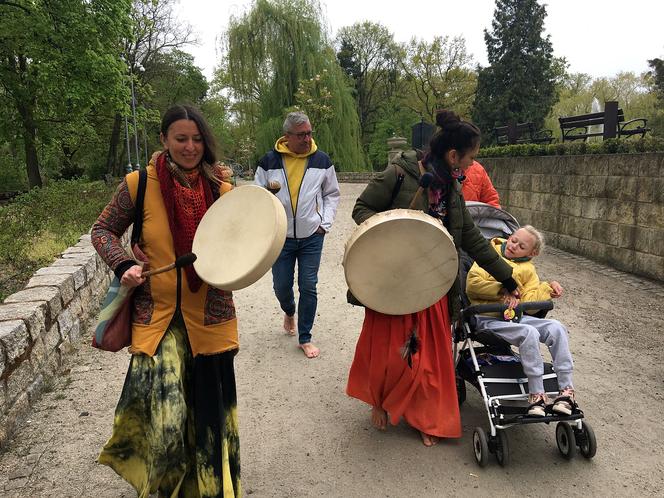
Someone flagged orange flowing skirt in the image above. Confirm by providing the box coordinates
[346,296,461,438]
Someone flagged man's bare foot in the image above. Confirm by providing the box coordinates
[283,314,296,336]
[299,342,320,358]
[371,406,387,431]
[419,432,439,447]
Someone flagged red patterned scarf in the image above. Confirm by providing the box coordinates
[156,152,214,292]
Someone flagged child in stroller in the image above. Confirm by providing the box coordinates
[465,225,576,416]
[455,203,596,466]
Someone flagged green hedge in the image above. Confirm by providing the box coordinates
[0,179,115,300]
[478,136,664,158]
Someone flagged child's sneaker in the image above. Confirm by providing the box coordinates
[552,387,576,415]
[527,393,548,417]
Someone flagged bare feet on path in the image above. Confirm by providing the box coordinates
[283,314,296,336]
[419,432,439,447]
[371,406,387,431]
[299,342,320,358]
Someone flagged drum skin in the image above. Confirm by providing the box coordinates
[193,185,287,290]
[343,209,458,315]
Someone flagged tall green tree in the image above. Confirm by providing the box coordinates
[649,58,664,97]
[401,35,477,121]
[220,0,367,170]
[335,22,401,140]
[0,0,132,187]
[646,58,664,137]
[472,0,557,141]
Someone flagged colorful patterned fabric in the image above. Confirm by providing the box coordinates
[156,152,214,292]
[99,314,241,497]
[426,158,454,223]
[92,181,137,273]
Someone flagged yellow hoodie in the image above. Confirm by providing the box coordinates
[275,136,318,216]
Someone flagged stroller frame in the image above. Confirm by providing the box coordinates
[453,304,596,466]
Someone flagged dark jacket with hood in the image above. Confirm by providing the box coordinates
[352,149,516,322]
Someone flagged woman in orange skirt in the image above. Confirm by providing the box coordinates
[347,110,518,446]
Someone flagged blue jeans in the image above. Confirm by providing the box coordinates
[271,233,324,344]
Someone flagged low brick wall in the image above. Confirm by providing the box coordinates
[481,152,664,281]
[0,233,118,447]
[336,171,377,183]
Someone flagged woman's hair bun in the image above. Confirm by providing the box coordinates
[435,109,460,129]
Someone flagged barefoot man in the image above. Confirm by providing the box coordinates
[255,112,340,358]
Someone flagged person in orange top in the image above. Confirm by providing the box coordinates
[461,160,501,207]
[91,105,241,497]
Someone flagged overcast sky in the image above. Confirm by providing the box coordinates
[174,0,664,81]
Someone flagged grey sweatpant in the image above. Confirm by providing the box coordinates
[475,315,574,394]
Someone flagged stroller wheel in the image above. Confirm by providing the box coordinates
[472,427,489,467]
[494,429,510,467]
[576,420,597,459]
[456,375,466,405]
[556,422,576,460]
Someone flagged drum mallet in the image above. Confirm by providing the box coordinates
[142,252,197,278]
[267,180,281,195]
[408,172,433,209]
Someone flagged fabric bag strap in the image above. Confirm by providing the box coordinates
[131,169,148,245]
[389,165,406,207]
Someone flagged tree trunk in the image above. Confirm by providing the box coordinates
[16,99,42,188]
[105,112,122,176]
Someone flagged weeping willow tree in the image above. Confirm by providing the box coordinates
[222,0,368,170]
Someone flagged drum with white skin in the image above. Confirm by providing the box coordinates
[343,209,458,315]
[193,184,287,290]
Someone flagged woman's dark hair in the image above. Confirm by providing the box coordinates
[161,104,217,166]
[428,109,480,165]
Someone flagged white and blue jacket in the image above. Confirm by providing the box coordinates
[255,142,340,239]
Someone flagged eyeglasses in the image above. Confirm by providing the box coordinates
[287,130,313,139]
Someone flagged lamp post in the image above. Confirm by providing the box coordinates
[143,124,149,167]
[124,115,132,174]
[130,75,140,170]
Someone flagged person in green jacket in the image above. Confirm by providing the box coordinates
[346,110,519,447]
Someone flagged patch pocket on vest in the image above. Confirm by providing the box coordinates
[204,286,236,325]
[132,280,154,325]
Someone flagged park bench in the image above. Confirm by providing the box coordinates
[558,101,650,142]
[493,121,554,145]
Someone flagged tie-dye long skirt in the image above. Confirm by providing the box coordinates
[98,315,241,497]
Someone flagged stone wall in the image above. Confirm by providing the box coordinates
[0,233,117,447]
[481,152,664,282]
[336,171,377,183]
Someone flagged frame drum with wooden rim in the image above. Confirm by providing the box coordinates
[343,209,458,315]
[192,184,287,290]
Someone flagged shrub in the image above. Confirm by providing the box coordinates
[0,178,116,300]
[478,136,664,158]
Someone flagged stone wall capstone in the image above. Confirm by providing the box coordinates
[0,232,123,447]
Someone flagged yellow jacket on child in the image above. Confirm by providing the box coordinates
[466,237,553,309]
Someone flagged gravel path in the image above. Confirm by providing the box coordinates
[1,183,663,497]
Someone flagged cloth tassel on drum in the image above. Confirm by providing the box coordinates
[400,327,419,368]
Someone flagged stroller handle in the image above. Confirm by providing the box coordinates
[461,300,554,318]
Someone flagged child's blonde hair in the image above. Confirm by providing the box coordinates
[520,225,545,254]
